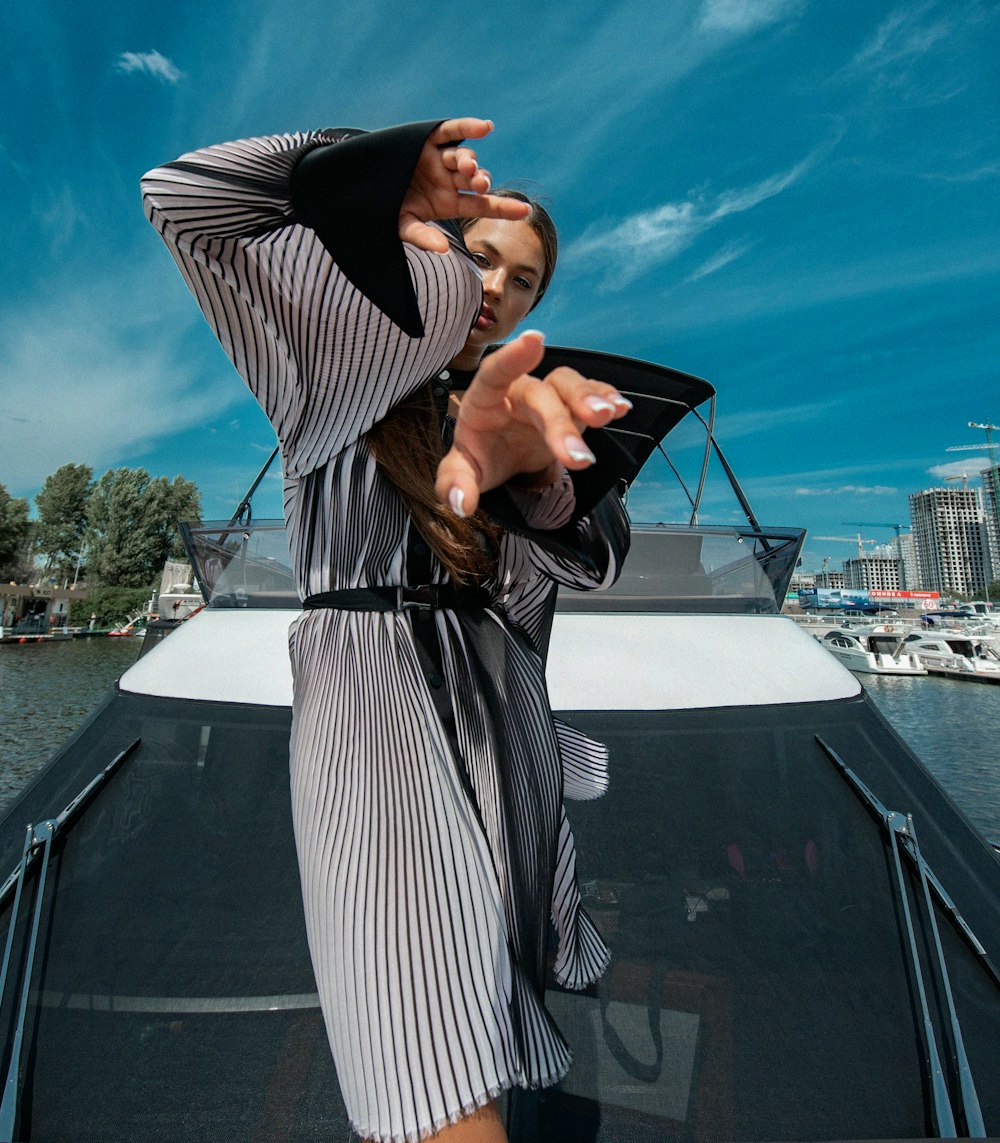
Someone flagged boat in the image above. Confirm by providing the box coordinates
[902,630,1000,684]
[1,349,998,1142]
[818,624,927,676]
[154,582,205,624]
[106,611,147,638]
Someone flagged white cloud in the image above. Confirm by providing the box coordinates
[35,185,83,256]
[708,397,846,441]
[850,5,953,72]
[794,484,897,496]
[1,278,241,495]
[553,231,1000,345]
[921,162,1000,184]
[0,140,27,179]
[566,142,829,289]
[685,240,755,282]
[927,458,992,481]
[113,50,183,84]
[699,0,800,33]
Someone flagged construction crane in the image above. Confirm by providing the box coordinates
[946,421,1000,459]
[943,474,970,491]
[945,420,1000,554]
[842,521,910,589]
[842,521,907,559]
[814,534,877,560]
[842,521,907,544]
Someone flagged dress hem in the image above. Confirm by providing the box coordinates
[348,1057,574,1143]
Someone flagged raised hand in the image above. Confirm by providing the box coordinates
[398,118,532,253]
[434,331,632,517]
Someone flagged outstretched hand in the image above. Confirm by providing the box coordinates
[434,332,632,518]
[398,118,532,253]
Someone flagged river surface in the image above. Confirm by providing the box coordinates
[1,636,999,840]
[0,637,140,810]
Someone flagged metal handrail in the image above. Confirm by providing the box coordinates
[0,739,140,1141]
[0,740,140,910]
[908,813,986,1136]
[817,736,988,1138]
[0,821,54,1141]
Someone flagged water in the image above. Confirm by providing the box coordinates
[861,672,1000,841]
[1,638,999,840]
[0,638,140,809]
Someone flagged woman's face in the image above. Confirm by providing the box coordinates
[452,218,546,370]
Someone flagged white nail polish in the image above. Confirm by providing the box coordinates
[566,438,596,464]
[611,395,634,411]
[521,329,545,340]
[449,487,467,517]
[482,172,492,193]
[585,396,616,413]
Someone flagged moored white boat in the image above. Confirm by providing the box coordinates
[819,625,927,676]
[903,630,1000,683]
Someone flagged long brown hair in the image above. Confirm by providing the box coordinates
[368,192,558,584]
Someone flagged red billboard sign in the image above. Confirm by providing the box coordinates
[869,589,940,599]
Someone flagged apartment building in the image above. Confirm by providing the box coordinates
[909,487,992,595]
[843,554,905,592]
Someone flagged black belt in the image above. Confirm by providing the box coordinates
[302,585,491,612]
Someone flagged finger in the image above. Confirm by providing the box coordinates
[400,189,526,253]
[460,330,547,412]
[452,191,531,222]
[435,446,484,517]
[430,118,494,146]
[439,146,479,175]
[508,376,598,469]
[398,215,451,254]
[441,149,493,194]
[468,166,493,194]
[542,367,634,426]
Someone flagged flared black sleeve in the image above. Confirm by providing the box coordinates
[289,120,445,338]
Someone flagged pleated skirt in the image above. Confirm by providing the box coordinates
[287,606,609,1143]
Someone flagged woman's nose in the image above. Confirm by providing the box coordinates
[483,268,504,297]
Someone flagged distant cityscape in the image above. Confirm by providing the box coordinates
[797,461,1000,601]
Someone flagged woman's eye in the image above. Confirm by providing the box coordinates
[471,252,490,267]
[515,277,533,290]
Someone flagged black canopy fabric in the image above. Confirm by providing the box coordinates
[479,347,716,544]
[532,345,715,487]
[532,346,714,519]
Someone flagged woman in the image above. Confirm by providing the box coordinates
[142,117,631,1143]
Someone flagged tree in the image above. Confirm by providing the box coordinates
[145,474,201,562]
[85,468,201,587]
[34,463,94,581]
[0,485,31,580]
[69,584,153,628]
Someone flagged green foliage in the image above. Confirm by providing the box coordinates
[69,585,152,628]
[0,485,32,579]
[85,469,201,587]
[34,463,94,579]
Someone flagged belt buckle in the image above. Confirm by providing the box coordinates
[399,586,435,611]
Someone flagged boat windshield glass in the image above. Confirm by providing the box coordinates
[559,525,804,615]
[179,520,297,609]
[179,518,804,615]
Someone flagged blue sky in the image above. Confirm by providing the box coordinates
[2,0,997,572]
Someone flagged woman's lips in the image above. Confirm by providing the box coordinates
[476,303,497,331]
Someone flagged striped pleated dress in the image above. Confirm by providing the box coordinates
[142,123,630,1143]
